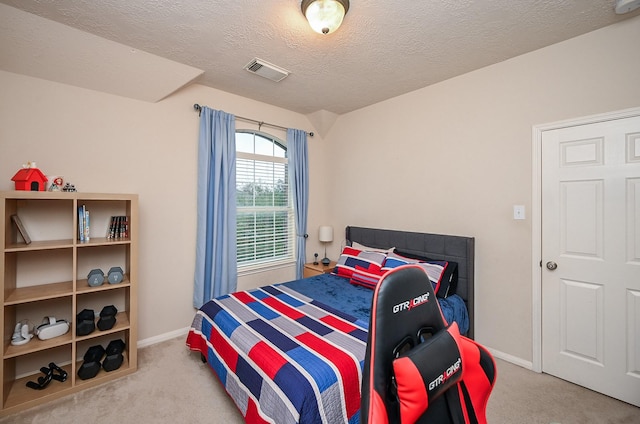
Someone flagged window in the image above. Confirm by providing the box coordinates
[236,130,295,269]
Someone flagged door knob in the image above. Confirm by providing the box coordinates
[546,261,558,271]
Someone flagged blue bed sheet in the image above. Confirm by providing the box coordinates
[278,273,469,335]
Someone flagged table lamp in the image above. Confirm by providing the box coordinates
[318,226,333,266]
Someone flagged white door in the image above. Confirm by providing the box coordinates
[541,115,640,407]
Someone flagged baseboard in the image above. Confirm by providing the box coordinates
[138,327,190,348]
[486,347,534,371]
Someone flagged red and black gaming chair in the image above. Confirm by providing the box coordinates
[361,265,496,424]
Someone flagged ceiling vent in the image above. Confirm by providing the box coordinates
[244,58,290,82]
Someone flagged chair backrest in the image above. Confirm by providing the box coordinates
[361,265,496,424]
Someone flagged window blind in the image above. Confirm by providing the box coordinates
[236,153,295,266]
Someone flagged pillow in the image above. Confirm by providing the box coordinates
[416,261,449,297]
[351,241,395,254]
[387,250,458,298]
[381,252,421,271]
[333,246,387,282]
[349,248,399,289]
[393,322,463,424]
[382,252,446,292]
[350,266,386,290]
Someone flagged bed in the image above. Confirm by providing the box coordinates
[186,226,475,424]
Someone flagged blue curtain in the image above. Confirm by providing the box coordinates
[193,107,237,308]
[287,129,309,279]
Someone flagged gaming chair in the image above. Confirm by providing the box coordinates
[361,265,496,424]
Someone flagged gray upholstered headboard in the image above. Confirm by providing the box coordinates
[345,226,475,339]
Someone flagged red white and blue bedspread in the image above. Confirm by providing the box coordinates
[186,280,368,424]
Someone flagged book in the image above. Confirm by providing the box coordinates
[106,215,129,240]
[78,206,85,242]
[11,214,31,244]
[108,216,116,240]
[122,216,129,238]
[77,205,90,241]
[107,216,114,239]
[84,209,90,241]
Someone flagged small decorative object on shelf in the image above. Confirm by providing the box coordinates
[77,345,106,380]
[11,161,48,191]
[97,305,118,331]
[76,309,96,336]
[103,339,126,372]
[107,267,124,284]
[11,320,33,346]
[47,176,64,191]
[87,269,105,287]
[26,362,68,390]
[34,317,70,341]
[62,183,77,192]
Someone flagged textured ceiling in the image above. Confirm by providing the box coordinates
[1,0,638,115]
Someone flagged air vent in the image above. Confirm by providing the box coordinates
[244,58,290,82]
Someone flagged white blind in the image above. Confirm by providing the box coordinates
[236,153,295,266]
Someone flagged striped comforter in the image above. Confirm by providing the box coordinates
[186,283,368,424]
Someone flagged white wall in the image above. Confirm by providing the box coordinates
[0,73,331,342]
[326,15,640,361]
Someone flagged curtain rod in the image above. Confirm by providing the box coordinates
[193,104,314,137]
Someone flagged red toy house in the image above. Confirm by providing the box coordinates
[12,167,48,191]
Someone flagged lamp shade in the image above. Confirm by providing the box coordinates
[318,226,334,242]
[301,0,349,35]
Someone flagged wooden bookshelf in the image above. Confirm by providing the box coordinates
[0,191,138,416]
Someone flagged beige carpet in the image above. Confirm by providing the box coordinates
[1,336,638,423]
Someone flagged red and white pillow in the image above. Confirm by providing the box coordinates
[333,247,387,289]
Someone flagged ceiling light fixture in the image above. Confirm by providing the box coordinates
[301,0,350,35]
[614,0,640,13]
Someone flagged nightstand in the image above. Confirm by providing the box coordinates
[303,261,337,278]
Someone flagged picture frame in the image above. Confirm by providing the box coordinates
[11,214,31,244]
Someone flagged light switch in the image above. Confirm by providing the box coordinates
[513,205,525,220]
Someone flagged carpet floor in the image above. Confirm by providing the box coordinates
[1,335,638,423]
